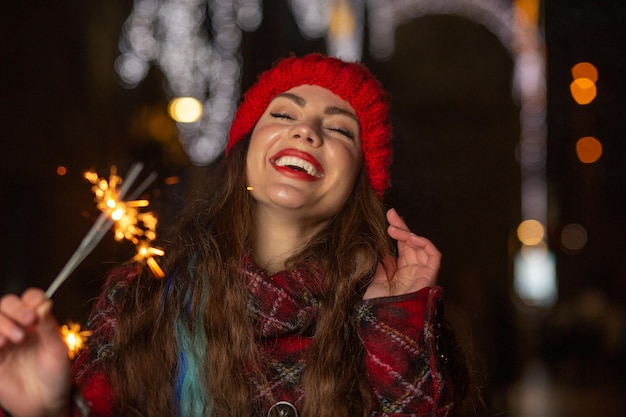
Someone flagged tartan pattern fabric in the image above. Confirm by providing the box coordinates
[357,289,453,417]
[244,257,323,409]
[70,262,453,416]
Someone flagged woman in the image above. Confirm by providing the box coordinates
[0,54,469,417]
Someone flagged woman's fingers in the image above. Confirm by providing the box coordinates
[386,208,409,233]
[0,295,30,343]
[0,315,24,345]
[364,209,442,299]
[0,289,71,417]
[0,289,55,345]
[386,208,442,289]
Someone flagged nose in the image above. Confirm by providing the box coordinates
[290,122,322,147]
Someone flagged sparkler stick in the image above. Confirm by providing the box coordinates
[127,171,158,201]
[45,163,148,298]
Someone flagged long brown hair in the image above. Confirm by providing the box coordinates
[107,137,394,417]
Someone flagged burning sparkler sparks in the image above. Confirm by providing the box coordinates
[84,165,165,276]
[133,242,166,278]
[85,167,165,278]
[45,163,164,298]
[60,322,93,360]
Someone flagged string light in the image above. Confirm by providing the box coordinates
[117,0,515,163]
[511,0,558,309]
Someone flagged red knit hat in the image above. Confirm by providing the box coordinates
[227,53,392,199]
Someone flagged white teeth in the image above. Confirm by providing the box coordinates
[274,156,321,177]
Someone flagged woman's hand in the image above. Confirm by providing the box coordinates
[364,208,441,300]
[0,288,72,417]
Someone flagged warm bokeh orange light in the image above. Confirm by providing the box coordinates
[164,176,180,185]
[517,219,545,246]
[515,0,539,24]
[576,136,602,163]
[56,166,67,176]
[571,62,598,83]
[570,78,597,104]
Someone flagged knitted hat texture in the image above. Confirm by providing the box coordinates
[227,53,392,199]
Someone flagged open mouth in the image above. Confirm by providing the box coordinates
[273,155,323,178]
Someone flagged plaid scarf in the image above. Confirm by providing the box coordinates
[243,256,323,410]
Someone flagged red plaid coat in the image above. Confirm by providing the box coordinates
[67,261,454,417]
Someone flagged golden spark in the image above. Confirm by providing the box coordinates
[84,167,123,214]
[133,241,166,278]
[83,166,165,278]
[45,163,163,298]
[60,322,93,360]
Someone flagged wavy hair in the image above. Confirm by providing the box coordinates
[107,137,394,417]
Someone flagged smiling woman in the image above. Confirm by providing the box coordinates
[246,85,363,234]
[0,54,474,417]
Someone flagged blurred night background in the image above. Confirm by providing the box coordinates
[1,0,625,416]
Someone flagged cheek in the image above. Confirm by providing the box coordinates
[246,128,269,171]
[245,154,265,189]
[245,147,264,190]
[328,148,362,201]
[335,147,362,182]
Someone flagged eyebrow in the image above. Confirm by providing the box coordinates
[273,92,359,123]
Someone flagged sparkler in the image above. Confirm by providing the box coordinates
[45,163,162,298]
[60,322,94,360]
[133,242,166,278]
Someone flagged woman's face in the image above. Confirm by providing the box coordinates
[246,84,362,222]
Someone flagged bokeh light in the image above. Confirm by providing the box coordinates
[570,77,597,105]
[517,219,545,246]
[514,245,557,308]
[576,136,602,163]
[168,97,203,123]
[164,176,180,185]
[560,223,588,253]
[515,0,539,23]
[328,1,356,39]
[571,62,598,83]
[56,166,67,176]
[188,136,223,165]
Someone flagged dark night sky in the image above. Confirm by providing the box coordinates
[545,0,626,302]
[1,0,626,415]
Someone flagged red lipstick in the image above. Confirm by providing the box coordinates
[270,148,325,181]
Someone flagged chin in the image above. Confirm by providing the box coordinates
[252,184,309,209]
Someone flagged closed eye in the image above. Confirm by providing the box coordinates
[270,112,294,120]
[326,126,355,140]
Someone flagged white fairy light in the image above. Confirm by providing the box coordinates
[288,0,329,39]
[117,0,247,165]
[366,0,513,60]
